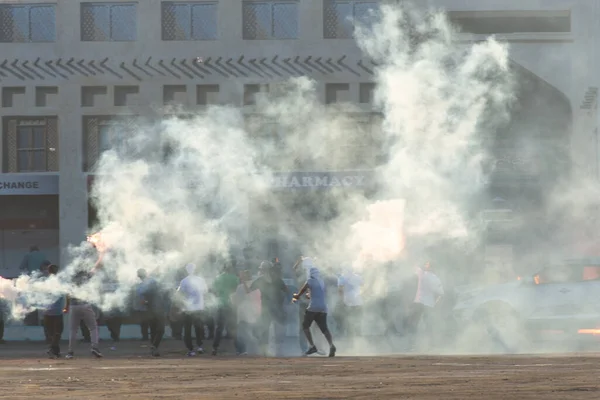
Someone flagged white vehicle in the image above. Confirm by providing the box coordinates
[453,259,600,351]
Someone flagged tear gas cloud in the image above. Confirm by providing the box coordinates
[0,2,521,349]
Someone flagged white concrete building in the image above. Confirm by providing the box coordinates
[0,0,595,276]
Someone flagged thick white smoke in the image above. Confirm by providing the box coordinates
[1,3,514,338]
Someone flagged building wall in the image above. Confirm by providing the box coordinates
[0,0,593,266]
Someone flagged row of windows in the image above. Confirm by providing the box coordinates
[0,1,379,43]
[0,83,376,108]
[0,3,572,43]
[1,114,382,172]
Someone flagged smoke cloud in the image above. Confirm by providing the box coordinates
[0,2,533,355]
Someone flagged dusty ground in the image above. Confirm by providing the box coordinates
[1,340,599,399]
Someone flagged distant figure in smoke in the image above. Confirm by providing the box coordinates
[64,271,103,359]
[232,270,261,355]
[247,261,288,357]
[44,264,65,359]
[211,262,239,355]
[176,263,208,356]
[101,277,122,351]
[135,268,165,357]
[292,257,311,353]
[293,261,337,357]
[337,267,364,338]
[19,245,50,275]
[405,261,444,350]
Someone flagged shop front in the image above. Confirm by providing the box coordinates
[0,174,59,279]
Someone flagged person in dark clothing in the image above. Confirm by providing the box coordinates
[43,264,65,358]
[211,263,239,355]
[0,298,6,344]
[135,268,165,357]
[247,261,289,356]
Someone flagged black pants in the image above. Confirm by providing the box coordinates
[303,311,330,334]
[141,321,150,340]
[183,311,204,351]
[0,315,4,341]
[105,316,122,342]
[205,311,215,339]
[44,314,64,356]
[213,305,235,350]
[144,312,165,349]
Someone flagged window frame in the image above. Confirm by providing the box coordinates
[242,0,299,40]
[80,2,138,42]
[16,124,48,172]
[0,3,56,43]
[323,0,379,39]
[161,1,219,41]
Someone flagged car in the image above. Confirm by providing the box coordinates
[452,259,600,352]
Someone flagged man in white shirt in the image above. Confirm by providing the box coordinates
[337,268,364,337]
[406,261,444,348]
[176,263,208,356]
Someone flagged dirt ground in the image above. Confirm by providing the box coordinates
[1,340,599,399]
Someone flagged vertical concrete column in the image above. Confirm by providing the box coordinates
[58,83,88,266]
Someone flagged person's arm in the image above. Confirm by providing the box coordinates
[292,282,309,302]
[63,295,70,313]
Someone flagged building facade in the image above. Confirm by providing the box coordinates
[0,0,595,276]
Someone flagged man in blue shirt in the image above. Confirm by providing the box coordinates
[292,262,337,357]
[43,264,65,358]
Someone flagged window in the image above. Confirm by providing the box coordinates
[98,124,123,153]
[243,84,269,105]
[325,83,350,104]
[243,1,298,40]
[0,4,56,42]
[359,83,375,104]
[84,116,136,171]
[323,0,378,39]
[81,2,137,42]
[3,117,58,173]
[17,125,47,172]
[448,10,571,34]
[162,1,218,40]
[196,84,220,105]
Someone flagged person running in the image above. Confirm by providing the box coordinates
[232,270,261,355]
[136,268,165,357]
[177,263,208,356]
[44,264,65,359]
[64,270,103,359]
[211,262,239,355]
[293,263,336,357]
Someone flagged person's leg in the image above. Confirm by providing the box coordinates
[43,315,53,353]
[141,320,149,341]
[206,311,215,340]
[183,313,193,352]
[302,311,317,352]
[68,306,83,355]
[193,311,205,350]
[0,311,4,342]
[298,306,308,353]
[56,314,64,355]
[80,319,90,342]
[150,313,165,350]
[273,319,286,357]
[235,321,247,355]
[82,305,101,355]
[212,306,226,351]
[314,312,336,357]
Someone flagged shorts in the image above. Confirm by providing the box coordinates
[303,310,329,332]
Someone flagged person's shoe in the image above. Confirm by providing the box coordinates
[329,345,337,358]
[150,346,160,357]
[186,351,196,357]
[305,346,318,356]
[196,347,204,354]
[236,352,248,356]
[91,347,103,358]
[65,352,74,359]
[110,346,117,351]
[211,348,217,356]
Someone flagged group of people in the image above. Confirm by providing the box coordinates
[1,243,447,359]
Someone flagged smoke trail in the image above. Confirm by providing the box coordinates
[0,2,514,351]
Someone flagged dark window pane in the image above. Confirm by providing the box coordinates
[162,3,190,40]
[324,1,352,39]
[30,5,56,42]
[273,2,298,39]
[8,6,29,42]
[110,4,137,41]
[98,126,112,153]
[81,4,110,41]
[32,150,46,171]
[17,128,31,149]
[32,127,45,148]
[17,151,30,171]
[243,2,271,39]
[192,3,217,40]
